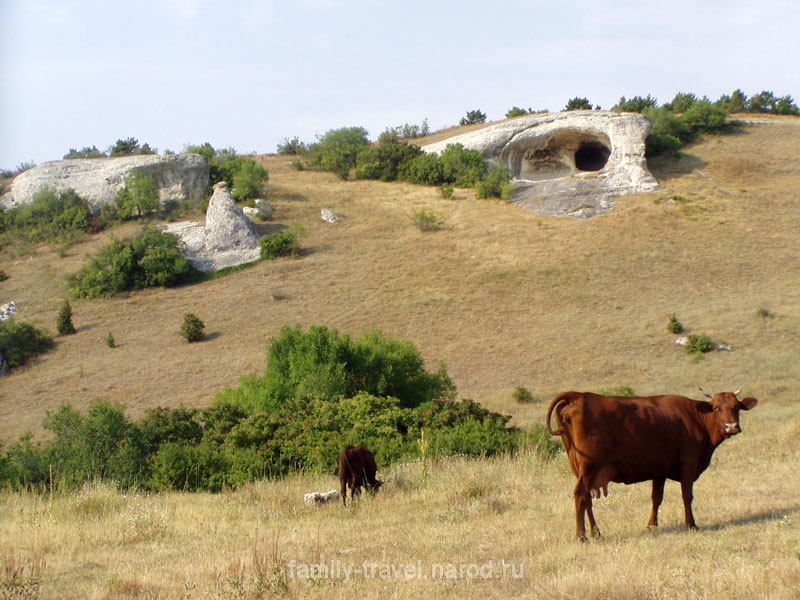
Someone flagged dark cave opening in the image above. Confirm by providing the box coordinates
[574,141,610,171]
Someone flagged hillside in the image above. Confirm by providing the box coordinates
[1,116,798,443]
[1,116,799,599]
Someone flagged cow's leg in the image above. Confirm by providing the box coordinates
[586,494,601,538]
[341,477,348,506]
[680,478,698,530]
[647,477,666,529]
[573,479,593,540]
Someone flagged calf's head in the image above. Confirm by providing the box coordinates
[699,387,758,438]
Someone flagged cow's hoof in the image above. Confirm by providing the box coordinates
[591,529,601,539]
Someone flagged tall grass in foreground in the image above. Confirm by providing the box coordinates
[2,404,797,599]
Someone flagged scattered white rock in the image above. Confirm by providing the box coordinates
[242,201,274,221]
[304,489,340,506]
[421,110,658,218]
[1,154,209,212]
[0,301,16,322]
[675,336,688,346]
[164,182,261,272]
[321,209,339,223]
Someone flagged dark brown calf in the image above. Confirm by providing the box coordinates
[546,388,757,540]
[339,445,383,506]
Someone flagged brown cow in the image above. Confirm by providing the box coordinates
[546,387,757,540]
[339,445,383,506]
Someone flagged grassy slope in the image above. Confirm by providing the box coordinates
[0,116,799,598]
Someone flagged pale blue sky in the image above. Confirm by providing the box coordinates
[1,0,798,170]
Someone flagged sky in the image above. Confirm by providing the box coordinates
[1,0,798,170]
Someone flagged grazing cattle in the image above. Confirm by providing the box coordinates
[339,445,383,506]
[546,387,757,540]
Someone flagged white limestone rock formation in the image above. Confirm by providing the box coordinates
[1,154,209,212]
[164,182,261,272]
[422,111,658,218]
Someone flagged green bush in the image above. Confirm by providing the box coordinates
[474,165,512,199]
[411,208,443,231]
[597,385,637,397]
[56,298,76,336]
[440,184,454,199]
[106,331,116,348]
[402,153,445,185]
[109,137,156,156]
[5,186,94,245]
[0,320,55,369]
[378,120,430,142]
[459,109,487,126]
[512,387,533,403]
[682,101,728,134]
[667,314,684,334]
[180,313,205,343]
[64,146,106,159]
[564,97,593,111]
[505,107,532,118]
[355,142,423,182]
[439,143,487,186]
[232,159,268,201]
[715,89,748,113]
[259,224,303,260]
[685,334,715,355]
[663,92,697,113]
[276,137,307,155]
[70,226,195,298]
[643,107,692,157]
[306,126,371,180]
[612,95,657,113]
[116,172,159,219]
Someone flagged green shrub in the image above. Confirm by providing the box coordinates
[505,106,532,118]
[474,165,512,199]
[106,331,116,348]
[116,172,159,219]
[6,186,93,245]
[232,159,268,201]
[402,153,445,185]
[290,159,305,171]
[459,109,487,126]
[667,314,684,334]
[109,137,156,156]
[612,95,657,113]
[682,101,728,134]
[663,92,697,113]
[306,126,371,180]
[564,97,593,111]
[259,224,303,260]
[512,387,533,403]
[440,184,454,199]
[411,208,443,231]
[276,137,307,155]
[715,89,748,113]
[355,142,424,182]
[597,385,636,397]
[440,143,486,186]
[685,334,715,355]
[0,320,55,369]
[379,120,430,142]
[180,313,205,343]
[56,298,76,335]
[64,146,106,159]
[643,107,693,157]
[70,226,195,298]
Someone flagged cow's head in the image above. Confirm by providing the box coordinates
[699,387,758,438]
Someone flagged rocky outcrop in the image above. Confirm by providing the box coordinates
[422,111,658,218]
[1,154,209,212]
[164,182,261,272]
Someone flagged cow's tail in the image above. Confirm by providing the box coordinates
[546,392,576,436]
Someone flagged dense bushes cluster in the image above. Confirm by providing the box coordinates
[259,224,302,259]
[69,226,196,298]
[184,143,268,201]
[611,89,799,157]
[296,125,513,198]
[0,186,100,246]
[0,319,54,370]
[0,325,543,492]
[63,137,157,159]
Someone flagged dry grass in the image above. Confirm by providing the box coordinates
[1,117,799,597]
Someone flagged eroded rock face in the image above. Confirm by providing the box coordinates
[164,182,261,272]
[422,111,658,218]
[1,154,209,212]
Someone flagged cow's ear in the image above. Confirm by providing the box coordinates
[739,397,758,410]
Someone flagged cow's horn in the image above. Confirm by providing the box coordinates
[733,388,742,397]
[699,386,713,398]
